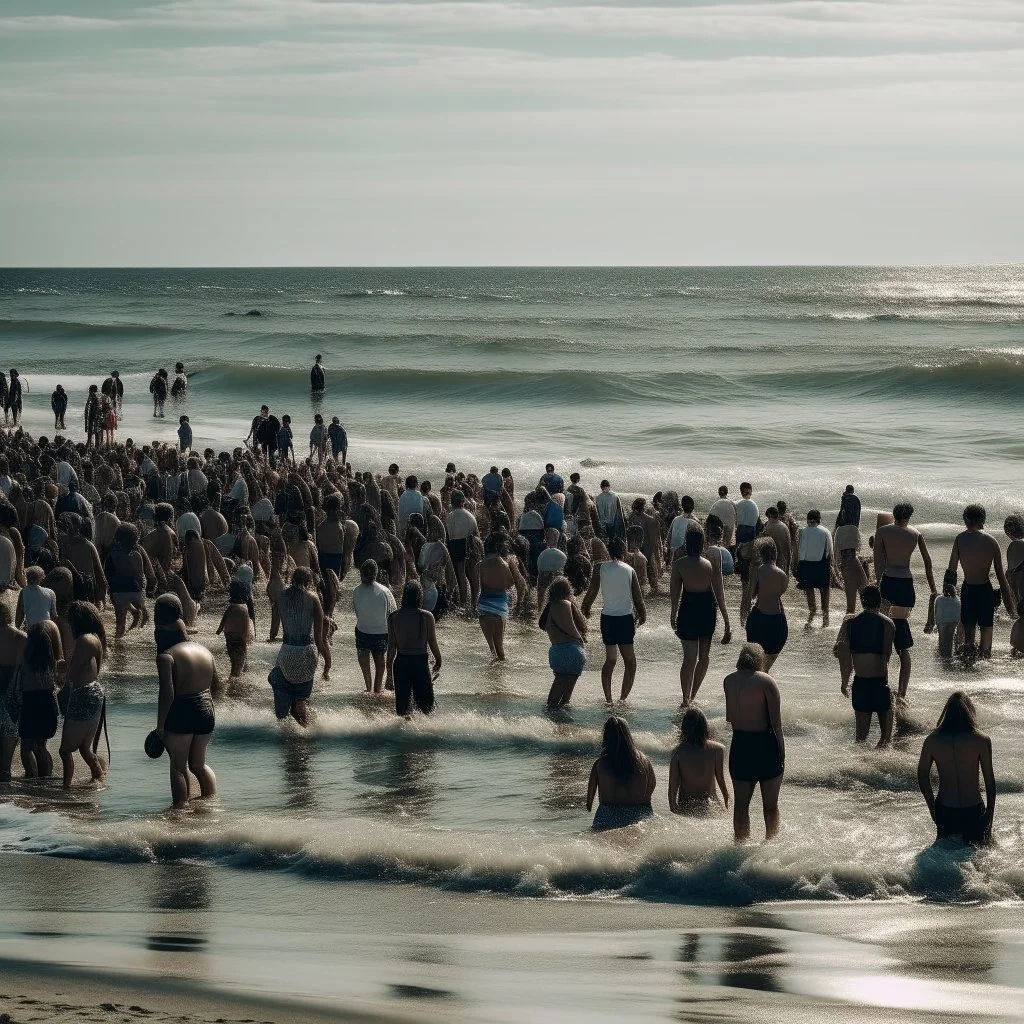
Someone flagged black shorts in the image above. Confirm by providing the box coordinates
[600,613,635,648]
[729,730,783,783]
[745,607,789,656]
[19,689,59,742]
[960,582,996,629]
[893,618,914,651]
[796,559,830,591]
[934,802,989,845]
[355,628,389,654]
[447,538,468,564]
[675,590,716,642]
[319,551,343,575]
[164,691,215,736]
[880,574,916,609]
[393,652,434,716]
[852,676,892,715]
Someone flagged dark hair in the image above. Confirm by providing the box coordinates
[1004,514,1024,541]
[861,584,882,609]
[23,623,56,673]
[740,482,752,492]
[937,691,977,735]
[718,485,728,497]
[963,504,986,527]
[736,642,765,671]
[599,716,645,782]
[806,509,821,524]
[681,495,695,514]
[765,506,779,519]
[154,593,183,628]
[608,536,626,559]
[68,600,107,652]
[755,536,777,564]
[229,580,249,604]
[681,707,710,747]
[402,581,423,608]
[684,528,705,557]
[360,559,378,583]
[893,503,914,522]
[289,566,314,591]
[600,479,610,489]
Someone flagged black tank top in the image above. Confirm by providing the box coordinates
[848,611,885,655]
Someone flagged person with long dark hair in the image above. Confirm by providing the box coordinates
[585,716,655,830]
[668,707,729,814]
[917,691,995,846]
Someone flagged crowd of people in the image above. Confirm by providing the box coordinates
[0,368,1020,848]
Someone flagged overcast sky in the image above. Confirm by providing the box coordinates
[1,0,1022,266]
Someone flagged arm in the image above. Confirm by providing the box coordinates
[210,660,224,700]
[667,752,680,813]
[156,652,174,733]
[215,610,228,636]
[508,558,527,611]
[981,735,996,831]
[580,572,601,618]
[918,535,936,593]
[570,602,588,642]
[715,746,730,807]
[834,619,852,693]
[874,531,888,583]
[712,561,730,639]
[385,614,397,687]
[426,613,442,675]
[917,737,936,819]
[766,679,784,766]
[992,540,1014,613]
[312,599,331,678]
[586,762,599,812]
[669,563,681,625]
[15,591,24,629]
[631,572,646,627]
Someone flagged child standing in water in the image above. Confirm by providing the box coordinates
[217,581,254,680]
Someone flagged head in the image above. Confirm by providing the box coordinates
[608,536,626,560]
[1004,513,1024,541]
[23,623,56,673]
[401,581,423,609]
[963,504,986,529]
[777,500,788,515]
[229,580,248,604]
[68,600,106,650]
[600,479,610,492]
[360,560,378,586]
[547,576,572,605]
[289,566,314,592]
[632,497,646,514]
[626,525,644,550]
[405,475,418,491]
[680,706,710,747]
[861,584,882,610]
[806,509,822,526]
[740,482,752,498]
[718,485,728,498]
[765,506,779,522]
[544,527,560,548]
[755,536,777,565]
[451,489,465,509]
[845,484,855,495]
[600,716,644,781]
[684,528,705,557]
[545,463,554,474]
[681,495,695,515]
[154,593,184,628]
[736,642,765,672]
[893,502,914,525]
[315,354,322,364]
[937,691,977,735]
[26,565,44,587]
[389,463,399,476]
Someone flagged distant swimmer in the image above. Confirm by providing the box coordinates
[745,537,789,672]
[155,596,219,810]
[670,528,730,705]
[540,576,588,709]
[386,581,441,717]
[310,354,326,394]
[171,362,188,398]
[723,643,784,842]
[581,536,646,703]
[917,691,995,846]
[668,707,729,814]
[874,503,937,699]
[795,509,834,627]
[835,584,894,747]
[945,504,1015,659]
[50,385,68,431]
[149,368,168,417]
[586,716,656,830]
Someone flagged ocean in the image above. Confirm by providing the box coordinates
[1,266,1023,1022]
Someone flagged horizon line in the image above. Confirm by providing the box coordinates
[2,262,1022,271]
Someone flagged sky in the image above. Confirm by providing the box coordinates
[1,0,1022,266]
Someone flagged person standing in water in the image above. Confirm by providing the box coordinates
[796,509,834,626]
[310,354,326,394]
[386,581,441,717]
[7,370,23,427]
[581,536,647,703]
[945,504,1014,659]
[585,716,656,830]
[874,503,937,700]
[58,601,108,790]
[668,707,729,815]
[745,537,789,671]
[478,532,526,662]
[835,584,895,747]
[723,643,784,842]
[353,559,397,694]
[917,691,995,846]
[149,368,168,417]
[540,576,588,709]
[50,385,68,431]
[171,362,188,398]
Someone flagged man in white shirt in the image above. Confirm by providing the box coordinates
[581,537,647,701]
[796,509,835,626]
[398,475,424,537]
[709,485,737,549]
[668,495,700,560]
[594,480,625,540]
[445,490,479,606]
[734,483,759,545]
[16,566,57,628]
[352,559,398,693]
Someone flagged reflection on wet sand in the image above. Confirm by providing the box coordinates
[354,743,439,820]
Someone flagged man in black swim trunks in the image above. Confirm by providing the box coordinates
[835,584,895,748]
[945,504,1015,659]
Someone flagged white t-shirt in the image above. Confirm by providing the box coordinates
[537,548,568,574]
[934,596,961,627]
[669,514,699,552]
[798,523,833,562]
[600,559,636,617]
[735,498,759,528]
[22,585,57,627]
[446,508,479,541]
[595,490,620,526]
[709,498,736,530]
[352,582,397,635]
[175,511,202,542]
